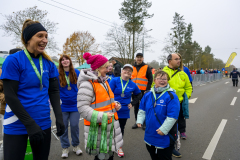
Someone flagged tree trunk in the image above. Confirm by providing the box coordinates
[132,30,135,63]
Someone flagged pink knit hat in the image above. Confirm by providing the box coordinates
[83,52,108,70]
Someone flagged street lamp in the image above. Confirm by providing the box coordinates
[142,29,152,58]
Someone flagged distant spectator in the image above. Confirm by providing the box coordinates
[192,69,196,75]
[200,68,205,74]
[112,59,121,77]
[205,68,209,74]
[196,69,201,74]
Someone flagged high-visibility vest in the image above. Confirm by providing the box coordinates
[131,65,148,90]
[84,80,119,126]
[151,68,155,74]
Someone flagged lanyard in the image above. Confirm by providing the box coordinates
[108,115,114,156]
[120,77,129,94]
[64,72,70,87]
[151,87,169,107]
[98,113,108,160]
[86,110,98,155]
[24,49,43,90]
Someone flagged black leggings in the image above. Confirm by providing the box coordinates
[118,118,128,136]
[146,143,174,160]
[4,128,51,160]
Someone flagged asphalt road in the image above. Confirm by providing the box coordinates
[2,78,240,160]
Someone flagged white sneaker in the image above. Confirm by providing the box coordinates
[61,148,69,158]
[73,146,82,155]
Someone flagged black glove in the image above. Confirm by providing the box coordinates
[56,120,65,137]
[29,129,46,146]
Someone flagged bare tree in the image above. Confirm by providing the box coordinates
[0,6,59,53]
[102,24,155,64]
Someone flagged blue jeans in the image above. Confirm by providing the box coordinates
[60,112,80,148]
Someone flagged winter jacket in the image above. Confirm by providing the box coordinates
[182,93,189,119]
[230,70,240,80]
[163,66,192,102]
[133,62,153,91]
[113,63,121,77]
[77,69,123,153]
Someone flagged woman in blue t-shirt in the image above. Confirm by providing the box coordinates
[137,71,180,160]
[58,54,82,158]
[0,19,65,160]
[109,64,142,157]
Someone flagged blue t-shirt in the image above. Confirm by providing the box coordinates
[107,73,115,83]
[58,69,80,112]
[109,77,141,119]
[183,66,193,82]
[139,91,180,148]
[1,50,59,135]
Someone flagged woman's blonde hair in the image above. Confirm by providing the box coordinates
[21,19,52,62]
[95,61,110,77]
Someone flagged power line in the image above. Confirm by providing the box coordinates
[38,0,114,27]
[49,0,114,24]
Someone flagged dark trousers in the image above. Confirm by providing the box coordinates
[133,90,145,120]
[232,79,238,86]
[146,143,174,160]
[118,118,128,136]
[178,102,186,133]
[94,155,114,160]
[4,128,51,160]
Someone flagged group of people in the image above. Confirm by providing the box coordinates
[0,19,194,160]
[190,68,221,74]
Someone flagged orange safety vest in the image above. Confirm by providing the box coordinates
[131,65,148,90]
[84,80,119,126]
[151,68,155,74]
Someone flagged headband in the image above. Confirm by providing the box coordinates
[23,23,47,44]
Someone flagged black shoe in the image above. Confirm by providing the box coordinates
[132,123,138,129]
[172,149,182,158]
[142,123,146,130]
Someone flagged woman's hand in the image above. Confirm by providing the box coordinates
[115,102,121,111]
[107,112,114,120]
[156,129,165,136]
[137,123,142,128]
[128,103,132,109]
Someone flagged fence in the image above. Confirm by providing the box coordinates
[191,73,223,86]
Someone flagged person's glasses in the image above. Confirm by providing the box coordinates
[156,78,168,81]
[173,58,181,61]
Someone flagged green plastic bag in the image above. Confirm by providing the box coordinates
[24,139,33,160]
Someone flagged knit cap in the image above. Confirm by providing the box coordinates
[83,52,108,70]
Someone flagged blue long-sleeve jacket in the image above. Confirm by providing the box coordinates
[230,70,240,79]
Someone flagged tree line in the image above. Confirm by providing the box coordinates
[0,2,232,69]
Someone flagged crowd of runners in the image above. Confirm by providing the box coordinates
[1,19,236,160]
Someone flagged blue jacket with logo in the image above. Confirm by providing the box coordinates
[139,90,180,148]
[230,70,240,79]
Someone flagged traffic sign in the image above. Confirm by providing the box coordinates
[222,68,225,71]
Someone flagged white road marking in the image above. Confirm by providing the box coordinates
[225,82,229,84]
[202,119,227,160]
[189,98,198,103]
[200,84,206,86]
[230,97,237,106]
[0,140,2,144]
[237,89,240,92]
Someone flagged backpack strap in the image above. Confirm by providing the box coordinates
[167,91,174,100]
[171,68,181,78]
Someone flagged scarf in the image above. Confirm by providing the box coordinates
[154,84,170,93]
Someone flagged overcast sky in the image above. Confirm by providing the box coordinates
[1,0,240,68]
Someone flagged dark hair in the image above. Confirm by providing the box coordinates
[154,71,170,81]
[167,54,172,64]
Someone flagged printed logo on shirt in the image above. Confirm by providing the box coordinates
[160,100,164,103]
[127,87,133,89]
[43,70,49,73]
